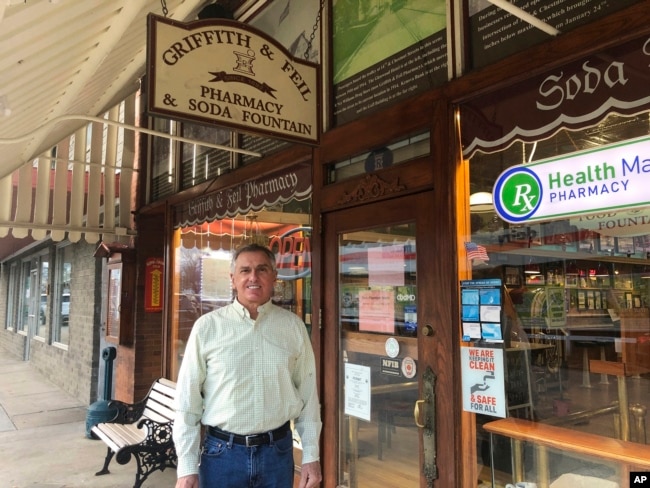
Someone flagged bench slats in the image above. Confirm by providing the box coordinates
[96,423,146,447]
[150,383,175,402]
[142,406,174,424]
[140,383,176,424]
[142,402,175,422]
[147,389,176,411]
[93,422,147,451]
[154,378,176,396]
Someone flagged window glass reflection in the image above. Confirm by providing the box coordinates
[170,199,312,381]
[466,112,650,486]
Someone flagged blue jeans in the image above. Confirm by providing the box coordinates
[199,430,294,488]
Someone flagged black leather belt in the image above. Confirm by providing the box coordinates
[207,421,291,447]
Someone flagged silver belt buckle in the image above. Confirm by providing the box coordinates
[245,435,256,447]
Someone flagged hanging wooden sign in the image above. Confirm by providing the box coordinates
[146,14,320,145]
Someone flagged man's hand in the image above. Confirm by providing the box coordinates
[298,461,322,488]
[175,474,199,488]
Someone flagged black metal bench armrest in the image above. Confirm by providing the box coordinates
[137,418,174,447]
[108,398,147,424]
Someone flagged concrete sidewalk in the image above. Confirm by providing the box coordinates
[0,351,176,488]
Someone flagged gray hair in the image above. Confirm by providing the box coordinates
[230,243,277,273]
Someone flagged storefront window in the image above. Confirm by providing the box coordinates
[149,117,176,201]
[53,244,72,346]
[18,260,31,334]
[459,31,650,487]
[239,133,289,166]
[36,254,48,339]
[180,122,232,189]
[464,113,650,486]
[5,254,50,338]
[169,164,313,380]
[5,262,19,330]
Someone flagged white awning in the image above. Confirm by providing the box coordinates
[0,95,138,244]
[0,0,275,255]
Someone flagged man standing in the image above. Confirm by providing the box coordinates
[173,243,322,488]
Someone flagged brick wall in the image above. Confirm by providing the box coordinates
[110,212,168,403]
[30,241,102,404]
[133,213,167,400]
[0,218,169,406]
[0,241,102,405]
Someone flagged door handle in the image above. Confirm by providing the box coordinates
[414,399,426,428]
[422,367,439,486]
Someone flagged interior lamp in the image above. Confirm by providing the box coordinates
[469,192,494,213]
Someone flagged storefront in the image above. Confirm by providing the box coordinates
[456,30,650,488]
[129,2,650,487]
[5,1,650,485]
[311,4,650,488]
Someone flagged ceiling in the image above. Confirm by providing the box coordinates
[0,0,269,260]
[0,0,261,180]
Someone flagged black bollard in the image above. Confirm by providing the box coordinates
[85,346,119,438]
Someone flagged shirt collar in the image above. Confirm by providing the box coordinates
[233,298,271,318]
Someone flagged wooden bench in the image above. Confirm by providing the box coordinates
[91,378,177,488]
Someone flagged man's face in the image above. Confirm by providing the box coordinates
[231,250,277,310]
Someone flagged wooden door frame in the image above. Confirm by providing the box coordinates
[320,185,460,487]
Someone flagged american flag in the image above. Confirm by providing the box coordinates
[464,242,489,262]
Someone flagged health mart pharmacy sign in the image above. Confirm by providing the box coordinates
[146,14,319,145]
[494,136,650,223]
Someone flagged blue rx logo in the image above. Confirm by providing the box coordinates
[493,166,543,223]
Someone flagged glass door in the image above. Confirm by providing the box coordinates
[323,191,441,488]
[25,268,39,360]
[340,223,419,487]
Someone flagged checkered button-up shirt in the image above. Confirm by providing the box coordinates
[173,299,322,478]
